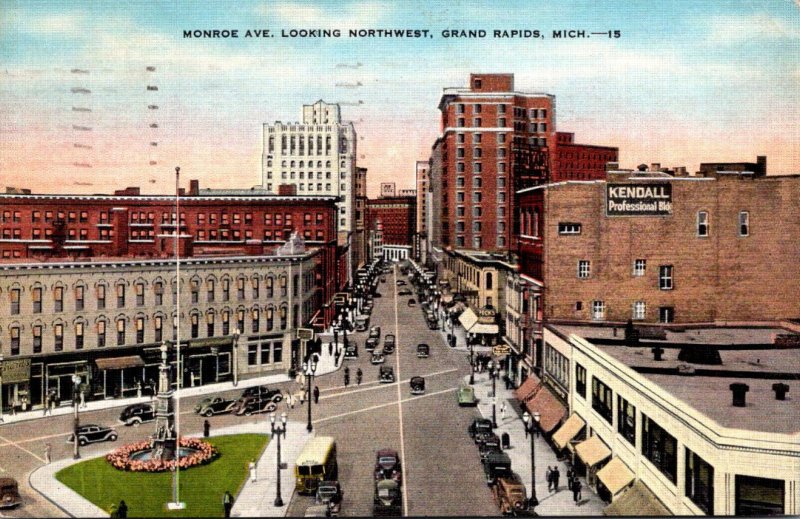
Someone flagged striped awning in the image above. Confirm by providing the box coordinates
[523,384,566,433]
[514,374,541,402]
[575,435,612,468]
[552,413,586,451]
[597,457,635,496]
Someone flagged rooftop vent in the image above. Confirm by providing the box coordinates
[678,347,722,365]
[772,383,789,401]
[729,383,749,407]
[651,346,665,361]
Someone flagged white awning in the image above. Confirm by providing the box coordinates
[597,457,635,496]
[552,413,585,451]
[575,435,612,468]
[458,307,479,330]
[470,323,499,335]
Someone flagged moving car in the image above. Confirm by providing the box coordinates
[416,344,430,358]
[195,396,237,417]
[0,478,21,509]
[397,289,412,296]
[119,403,156,426]
[426,318,439,330]
[493,473,530,516]
[407,298,416,307]
[373,479,401,516]
[315,480,344,516]
[235,396,278,416]
[374,449,402,482]
[483,451,513,486]
[344,342,359,359]
[384,335,396,353]
[355,315,370,331]
[370,351,385,365]
[395,280,406,286]
[410,376,425,395]
[458,385,478,406]
[369,326,381,340]
[67,424,118,446]
[366,337,379,351]
[379,366,395,383]
[241,385,283,403]
[468,418,494,439]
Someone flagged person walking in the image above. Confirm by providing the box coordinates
[43,392,51,416]
[546,466,553,492]
[109,504,119,519]
[222,490,234,518]
[117,500,128,519]
[328,341,334,356]
[285,392,294,410]
[203,419,211,438]
[567,468,575,491]
[44,443,52,464]
[572,476,582,504]
[499,402,507,422]
[356,368,363,386]
[79,388,87,409]
[313,385,320,404]
[249,460,257,482]
[344,367,350,387]
[553,466,561,492]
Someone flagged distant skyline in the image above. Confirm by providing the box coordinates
[1,0,799,197]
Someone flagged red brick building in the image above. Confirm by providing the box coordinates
[366,195,416,247]
[551,132,618,182]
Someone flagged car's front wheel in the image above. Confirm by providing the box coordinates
[78,437,88,446]
[204,409,214,417]
[130,418,142,427]
[109,434,118,441]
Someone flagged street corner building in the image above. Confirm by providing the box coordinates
[0,182,346,411]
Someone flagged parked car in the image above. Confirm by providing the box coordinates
[67,424,118,446]
[468,417,494,439]
[241,385,283,403]
[395,280,406,286]
[426,319,439,330]
[483,451,513,486]
[344,342,359,359]
[384,334,396,353]
[479,435,502,462]
[369,326,381,339]
[235,396,279,416]
[374,449,402,482]
[407,298,416,307]
[362,304,373,315]
[119,403,156,426]
[315,480,344,516]
[493,473,530,516]
[373,478,402,516]
[398,289,412,296]
[379,366,395,383]
[304,504,333,517]
[416,344,430,358]
[195,396,237,417]
[366,337,379,351]
[475,431,501,447]
[355,315,370,331]
[410,376,425,395]
[0,478,21,509]
[370,351,385,365]
[381,276,387,283]
[458,385,478,406]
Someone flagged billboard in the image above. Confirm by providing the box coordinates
[606,183,673,216]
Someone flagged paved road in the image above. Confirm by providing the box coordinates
[0,265,499,517]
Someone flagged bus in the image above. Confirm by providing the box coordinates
[295,436,338,494]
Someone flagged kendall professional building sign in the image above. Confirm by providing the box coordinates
[606,183,673,216]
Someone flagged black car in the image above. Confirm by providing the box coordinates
[241,385,283,403]
[384,334,396,354]
[483,451,513,486]
[479,435,502,462]
[344,342,359,359]
[395,280,406,286]
[119,403,156,426]
[369,326,381,340]
[475,431,501,448]
[397,289,412,296]
[379,366,395,383]
[468,418,494,439]
[235,396,279,416]
[407,298,416,307]
[416,344,430,358]
[366,337,379,351]
[195,396,237,417]
[67,424,118,445]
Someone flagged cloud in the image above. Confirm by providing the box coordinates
[16,12,84,36]
[256,2,391,28]
[706,13,800,42]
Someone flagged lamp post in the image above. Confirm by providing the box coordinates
[522,411,541,509]
[72,374,82,459]
[232,328,241,387]
[488,360,498,428]
[270,412,288,507]
[303,354,319,432]
[469,340,475,385]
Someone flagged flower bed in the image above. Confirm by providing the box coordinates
[106,438,218,472]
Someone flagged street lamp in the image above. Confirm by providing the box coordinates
[522,411,541,509]
[303,353,319,432]
[270,412,288,507]
[232,327,241,387]
[488,360,498,428]
[469,339,475,385]
[72,373,82,459]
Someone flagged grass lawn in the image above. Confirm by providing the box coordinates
[56,434,268,518]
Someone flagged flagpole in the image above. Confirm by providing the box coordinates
[169,166,185,510]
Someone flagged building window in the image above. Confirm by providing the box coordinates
[659,306,675,323]
[575,364,587,399]
[75,285,85,311]
[739,211,750,236]
[558,222,581,235]
[33,325,42,353]
[252,278,260,299]
[10,288,21,314]
[641,414,678,484]
[617,396,636,445]
[633,301,646,320]
[117,284,125,308]
[260,344,270,365]
[248,345,258,366]
[266,307,274,330]
[592,301,606,320]
[117,319,126,345]
[578,260,590,279]
[659,265,674,290]
[222,279,230,301]
[266,278,274,298]
[154,282,164,306]
[136,282,145,306]
[222,311,230,335]
[280,276,288,297]
[237,310,245,334]
[457,117,465,128]
[54,286,63,312]
[252,309,260,333]
[735,476,784,516]
[273,341,283,363]
[633,259,646,277]
[280,306,287,329]
[697,211,709,237]
[155,316,163,343]
[591,377,613,423]
[136,317,145,343]
[686,450,714,515]
[54,324,64,351]
[456,103,465,114]
[207,280,215,302]
[97,321,106,347]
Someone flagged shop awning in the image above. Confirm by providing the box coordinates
[524,385,567,433]
[470,323,499,335]
[596,458,635,496]
[552,413,586,451]
[458,307,479,330]
[95,355,145,370]
[575,435,612,468]
[514,374,541,402]
[188,336,233,349]
[602,481,672,516]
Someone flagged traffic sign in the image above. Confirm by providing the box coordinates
[493,345,511,356]
[296,328,314,341]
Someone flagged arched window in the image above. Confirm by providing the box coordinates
[486,273,493,290]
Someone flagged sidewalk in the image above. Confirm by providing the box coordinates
[470,372,606,516]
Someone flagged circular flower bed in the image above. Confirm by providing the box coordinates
[106,438,218,472]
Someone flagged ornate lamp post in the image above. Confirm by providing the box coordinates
[522,411,541,509]
[303,354,319,432]
[72,374,82,459]
[270,412,288,507]
[232,327,241,387]
[488,360,499,428]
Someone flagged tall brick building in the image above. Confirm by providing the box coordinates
[366,195,416,261]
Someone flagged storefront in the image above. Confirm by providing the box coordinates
[574,435,612,487]
[0,357,32,413]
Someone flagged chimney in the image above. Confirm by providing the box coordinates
[651,346,664,361]
[278,184,297,196]
[729,383,749,407]
[772,383,789,401]
[605,161,619,171]
[756,155,767,176]
[651,163,661,172]
[189,179,200,196]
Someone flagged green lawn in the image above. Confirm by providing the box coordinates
[56,434,269,518]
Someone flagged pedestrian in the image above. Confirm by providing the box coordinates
[546,466,553,491]
[500,402,507,422]
[118,500,128,519]
[333,329,339,346]
[44,443,52,464]
[572,476,582,504]
[43,392,50,416]
[344,373,350,387]
[79,389,86,409]
[203,419,211,438]
[109,504,119,519]
[249,459,257,482]
[356,368,363,385]
[328,341,333,356]
[222,490,234,518]
[567,468,574,491]
[553,466,561,492]
[313,385,320,404]
[21,395,28,412]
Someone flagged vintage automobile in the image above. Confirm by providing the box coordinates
[66,424,118,446]
[365,337,379,351]
[458,384,478,406]
[235,396,278,416]
[241,385,283,403]
[355,315,370,331]
[344,342,359,359]
[369,326,381,340]
[475,431,501,448]
[119,403,156,426]
[409,376,425,395]
[426,318,439,330]
[483,451,513,486]
[315,480,344,515]
[380,276,387,283]
[0,478,21,509]
[416,344,430,358]
[384,334,396,353]
[370,351,385,365]
[195,396,237,417]
[395,280,406,286]
[362,304,373,315]
[304,504,332,517]
[468,417,494,439]
[407,298,416,307]
[493,472,530,516]
[374,449,402,482]
[397,289,412,296]
[479,435,502,462]
[373,478,402,516]
[379,366,395,384]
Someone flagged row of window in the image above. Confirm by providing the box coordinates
[455,161,508,174]
[576,261,673,289]
[453,235,507,248]
[267,135,349,155]
[576,300,674,322]
[697,210,750,237]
